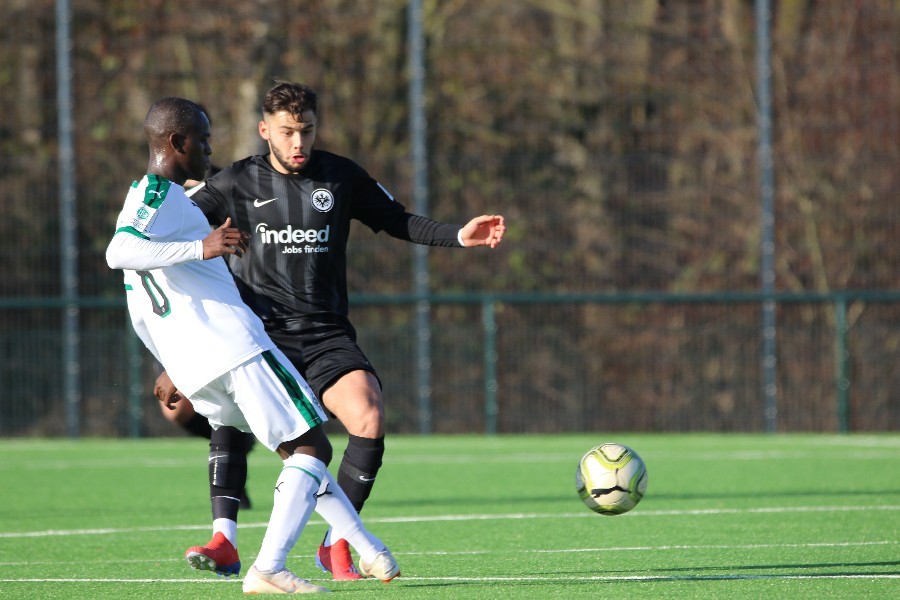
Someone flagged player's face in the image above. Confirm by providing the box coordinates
[259,110,317,175]
[180,113,212,183]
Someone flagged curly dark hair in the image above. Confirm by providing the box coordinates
[262,82,318,120]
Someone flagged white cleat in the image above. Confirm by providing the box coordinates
[358,548,400,582]
[242,565,329,594]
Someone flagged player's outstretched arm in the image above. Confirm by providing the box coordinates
[459,215,506,248]
[107,216,249,269]
[202,217,251,259]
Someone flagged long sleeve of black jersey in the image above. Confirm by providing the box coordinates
[380,212,463,247]
[188,177,229,227]
[347,160,463,247]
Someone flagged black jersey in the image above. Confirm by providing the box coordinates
[190,151,461,337]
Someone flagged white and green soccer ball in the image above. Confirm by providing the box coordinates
[575,443,648,515]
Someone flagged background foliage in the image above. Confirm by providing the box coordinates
[1,1,898,434]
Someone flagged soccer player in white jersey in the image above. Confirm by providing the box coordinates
[106,96,399,594]
[155,82,506,581]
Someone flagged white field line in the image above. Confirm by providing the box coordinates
[1,539,893,566]
[1,504,898,539]
[1,539,894,569]
[380,574,900,582]
[383,574,900,582]
[1,573,899,584]
[1,446,898,471]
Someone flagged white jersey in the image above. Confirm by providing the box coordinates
[107,174,275,397]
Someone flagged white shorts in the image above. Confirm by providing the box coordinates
[188,348,329,451]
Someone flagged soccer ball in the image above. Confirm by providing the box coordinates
[575,443,648,515]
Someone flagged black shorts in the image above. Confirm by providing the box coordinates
[267,329,380,401]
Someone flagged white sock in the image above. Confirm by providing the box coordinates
[314,470,384,564]
[253,454,325,573]
[213,518,237,548]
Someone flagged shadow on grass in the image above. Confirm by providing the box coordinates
[650,489,900,501]
[364,562,900,593]
[565,559,900,578]
[644,559,900,575]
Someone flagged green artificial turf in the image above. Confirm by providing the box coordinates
[0,434,897,599]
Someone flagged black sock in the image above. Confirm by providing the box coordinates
[208,426,251,521]
[182,412,213,439]
[337,434,385,513]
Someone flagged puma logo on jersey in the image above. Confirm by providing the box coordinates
[147,190,164,197]
[253,197,278,207]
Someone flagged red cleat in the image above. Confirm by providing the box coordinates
[185,531,241,576]
[315,538,363,580]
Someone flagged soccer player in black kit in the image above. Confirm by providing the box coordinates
[162,81,506,580]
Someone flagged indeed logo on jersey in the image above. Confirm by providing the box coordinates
[255,223,330,254]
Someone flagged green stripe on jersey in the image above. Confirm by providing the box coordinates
[143,174,171,208]
[261,350,323,428]
[114,226,150,239]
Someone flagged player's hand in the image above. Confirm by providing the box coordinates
[202,217,251,259]
[154,371,185,410]
[459,215,506,248]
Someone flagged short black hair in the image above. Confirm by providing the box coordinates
[144,97,205,142]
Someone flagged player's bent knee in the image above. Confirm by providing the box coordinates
[277,426,332,464]
[348,400,385,437]
[336,394,384,438]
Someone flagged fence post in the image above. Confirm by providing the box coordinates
[408,0,432,435]
[57,0,80,438]
[756,0,777,433]
[127,323,144,438]
[482,298,498,434]
[834,297,850,432]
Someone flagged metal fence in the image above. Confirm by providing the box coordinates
[1,1,899,436]
[3,290,899,436]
